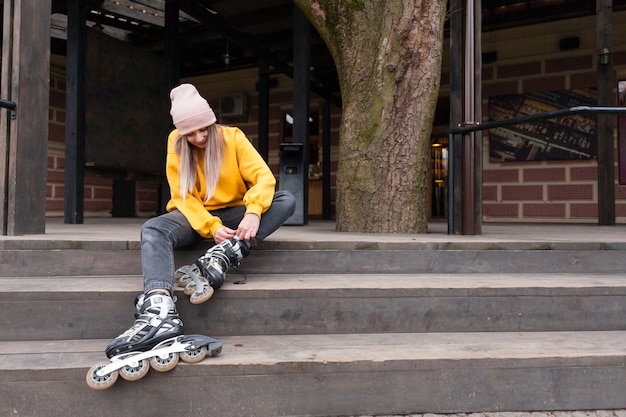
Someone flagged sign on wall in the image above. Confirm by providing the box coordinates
[488,88,597,162]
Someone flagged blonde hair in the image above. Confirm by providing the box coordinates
[174,124,224,203]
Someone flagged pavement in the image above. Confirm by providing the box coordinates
[2,217,626,246]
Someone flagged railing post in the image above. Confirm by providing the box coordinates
[597,0,615,225]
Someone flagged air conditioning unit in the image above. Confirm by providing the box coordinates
[219,92,247,118]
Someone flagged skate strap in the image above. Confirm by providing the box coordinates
[232,266,247,285]
[142,293,174,319]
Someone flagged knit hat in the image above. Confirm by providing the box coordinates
[169,84,217,135]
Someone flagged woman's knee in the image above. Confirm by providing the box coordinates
[275,190,296,213]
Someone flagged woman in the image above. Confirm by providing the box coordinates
[106,83,295,358]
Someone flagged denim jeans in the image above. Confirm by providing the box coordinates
[141,190,296,294]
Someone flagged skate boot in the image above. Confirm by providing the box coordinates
[86,293,222,390]
[175,237,249,304]
[105,291,184,358]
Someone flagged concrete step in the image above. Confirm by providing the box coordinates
[2,273,625,341]
[2,234,626,277]
[2,331,626,416]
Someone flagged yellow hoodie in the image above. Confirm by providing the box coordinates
[165,125,276,238]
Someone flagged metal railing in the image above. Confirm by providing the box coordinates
[434,106,626,137]
[0,99,17,119]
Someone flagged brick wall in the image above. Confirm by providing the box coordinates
[47,66,341,219]
[48,66,163,218]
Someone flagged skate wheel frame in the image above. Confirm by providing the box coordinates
[86,335,222,390]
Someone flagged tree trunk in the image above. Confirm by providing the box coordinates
[294,0,447,233]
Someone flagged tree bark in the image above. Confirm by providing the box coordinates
[294,0,447,233]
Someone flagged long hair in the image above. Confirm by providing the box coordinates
[174,124,224,203]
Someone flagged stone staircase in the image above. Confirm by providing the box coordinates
[1,226,626,417]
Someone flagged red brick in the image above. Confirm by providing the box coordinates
[616,185,626,199]
[85,176,113,186]
[47,171,65,182]
[547,184,593,200]
[53,185,64,198]
[570,203,598,218]
[522,76,565,93]
[502,185,543,200]
[613,50,626,66]
[482,185,498,201]
[523,167,565,182]
[49,90,65,108]
[523,203,566,217]
[137,201,158,212]
[570,71,597,89]
[617,202,626,217]
[137,190,157,200]
[483,203,518,217]
[570,166,597,181]
[46,200,65,210]
[84,200,113,211]
[93,187,113,199]
[482,67,493,81]
[48,124,65,142]
[483,81,518,98]
[483,169,519,183]
[55,110,66,123]
[545,55,592,73]
[498,61,541,78]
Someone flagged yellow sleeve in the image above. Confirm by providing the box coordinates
[165,130,223,238]
[230,128,276,217]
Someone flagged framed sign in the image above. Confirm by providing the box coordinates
[488,88,597,162]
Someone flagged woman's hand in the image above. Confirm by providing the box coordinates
[236,213,260,242]
[213,226,236,244]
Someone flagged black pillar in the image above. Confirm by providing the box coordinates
[448,0,482,235]
[165,0,180,87]
[0,0,51,234]
[597,0,615,225]
[448,0,464,235]
[287,5,311,225]
[64,0,86,224]
[257,60,270,162]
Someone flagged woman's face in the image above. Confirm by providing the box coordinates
[186,126,209,148]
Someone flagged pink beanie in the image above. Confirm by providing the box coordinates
[169,84,217,135]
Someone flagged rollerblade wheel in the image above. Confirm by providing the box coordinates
[150,352,179,373]
[86,363,119,390]
[183,281,196,296]
[190,285,214,304]
[175,273,192,287]
[180,345,207,363]
[118,358,150,381]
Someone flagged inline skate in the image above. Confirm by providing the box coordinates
[175,237,249,304]
[86,291,222,390]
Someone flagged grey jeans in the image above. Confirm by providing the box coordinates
[141,190,296,294]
